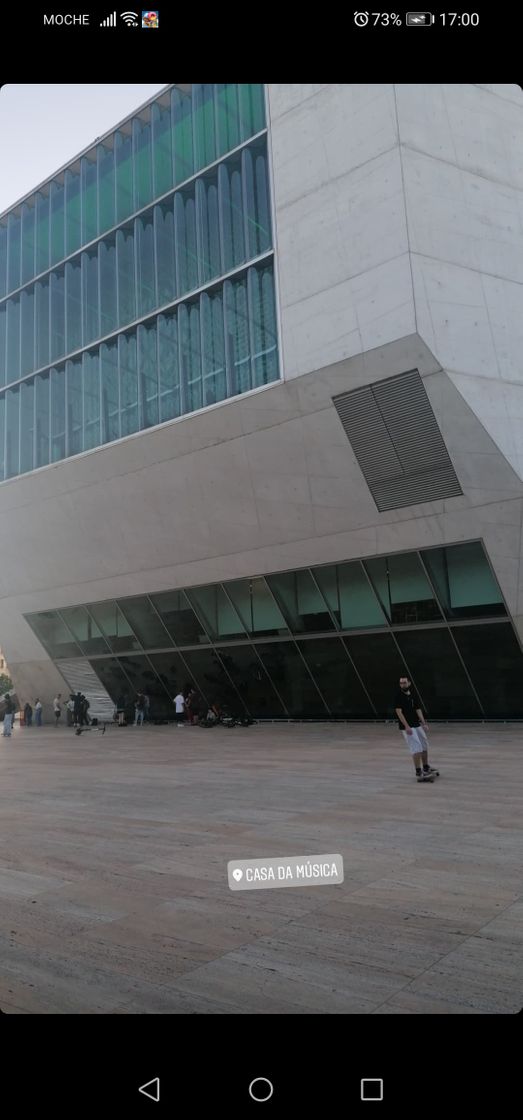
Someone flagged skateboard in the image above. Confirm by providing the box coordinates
[417,769,440,783]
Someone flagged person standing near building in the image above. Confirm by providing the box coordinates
[394,675,437,783]
[53,693,62,727]
[66,695,75,726]
[24,701,33,727]
[2,695,14,737]
[174,691,185,726]
[73,692,83,727]
[34,698,43,727]
[134,692,146,726]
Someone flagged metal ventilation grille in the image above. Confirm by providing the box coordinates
[55,658,115,720]
[333,369,462,511]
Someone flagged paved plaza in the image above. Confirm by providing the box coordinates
[0,721,521,1015]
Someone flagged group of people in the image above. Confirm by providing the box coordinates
[19,692,90,729]
[2,698,43,735]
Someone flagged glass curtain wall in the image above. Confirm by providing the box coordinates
[25,542,523,721]
[0,85,275,483]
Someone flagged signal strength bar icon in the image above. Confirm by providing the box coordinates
[121,10,139,23]
[100,11,117,25]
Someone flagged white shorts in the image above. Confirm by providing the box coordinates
[402,725,428,756]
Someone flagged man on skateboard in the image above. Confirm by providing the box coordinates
[394,676,439,782]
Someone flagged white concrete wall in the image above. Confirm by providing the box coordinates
[269,83,523,481]
[268,84,415,379]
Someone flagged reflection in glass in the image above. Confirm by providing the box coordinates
[66,357,82,456]
[148,651,192,709]
[364,553,441,625]
[267,570,334,634]
[88,600,141,653]
[150,589,209,646]
[50,180,65,266]
[119,332,139,437]
[117,596,171,650]
[216,644,285,717]
[61,605,110,656]
[20,378,35,474]
[5,388,19,479]
[83,349,101,451]
[255,642,327,717]
[452,623,523,718]
[422,543,506,620]
[81,156,98,244]
[21,201,36,285]
[177,647,243,712]
[313,561,386,630]
[185,585,245,641]
[158,312,180,423]
[394,628,481,718]
[138,321,158,429]
[117,654,171,717]
[35,372,50,467]
[50,366,66,463]
[25,610,82,659]
[297,638,374,717]
[344,632,408,718]
[226,578,289,637]
[101,340,120,444]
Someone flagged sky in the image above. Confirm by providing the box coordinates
[0,84,167,214]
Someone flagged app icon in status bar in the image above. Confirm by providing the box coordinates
[142,9,159,26]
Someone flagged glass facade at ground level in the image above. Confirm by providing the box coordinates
[25,541,523,720]
[0,84,278,481]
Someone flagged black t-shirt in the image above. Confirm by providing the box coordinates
[395,688,421,729]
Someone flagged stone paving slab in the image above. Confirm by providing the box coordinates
[0,721,521,1014]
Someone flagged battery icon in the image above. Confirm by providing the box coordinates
[406,12,434,24]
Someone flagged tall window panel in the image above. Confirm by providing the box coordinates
[66,357,83,456]
[20,288,35,377]
[97,142,115,234]
[179,301,201,413]
[81,247,100,344]
[117,224,136,327]
[100,340,120,444]
[49,180,65,266]
[81,155,98,245]
[364,553,442,625]
[192,84,216,172]
[64,169,81,258]
[50,269,66,362]
[20,379,35,475]
[201,289,226,407]
[158,311,180,422]
[196,171,221,285]
[21,201,36,285]
[215,84,241,157]
[154,200,176,307]
[0,304,6,387]
[0,394,5,479]
[35,278,50,370]
[99,235,118,336]
[135,212,156,318]
[115,128,134,223]
[219,155,245,273]
[5,387,20,478]
[239,84,266,140]
[6,296,21,385]
[119,332,139,436]
[35,372,50,468]
[243,142,271,259]
[50,365,66,463]
[0,223,7,298]
[152,97,174,199]
[7,211,21,294]
[224,274,251,396]
[82,349,101,450]
[248,264,278,387]
[171,87,194,186]
[174,188,198,296]
[65,257,82,354]
[132,111,153,212]
[138,320,159,429]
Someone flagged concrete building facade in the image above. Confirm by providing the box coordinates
[1,83,523,721]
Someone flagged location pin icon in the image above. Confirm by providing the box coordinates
[232,868,243,881]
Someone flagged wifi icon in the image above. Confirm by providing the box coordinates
[120,10,139,23]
